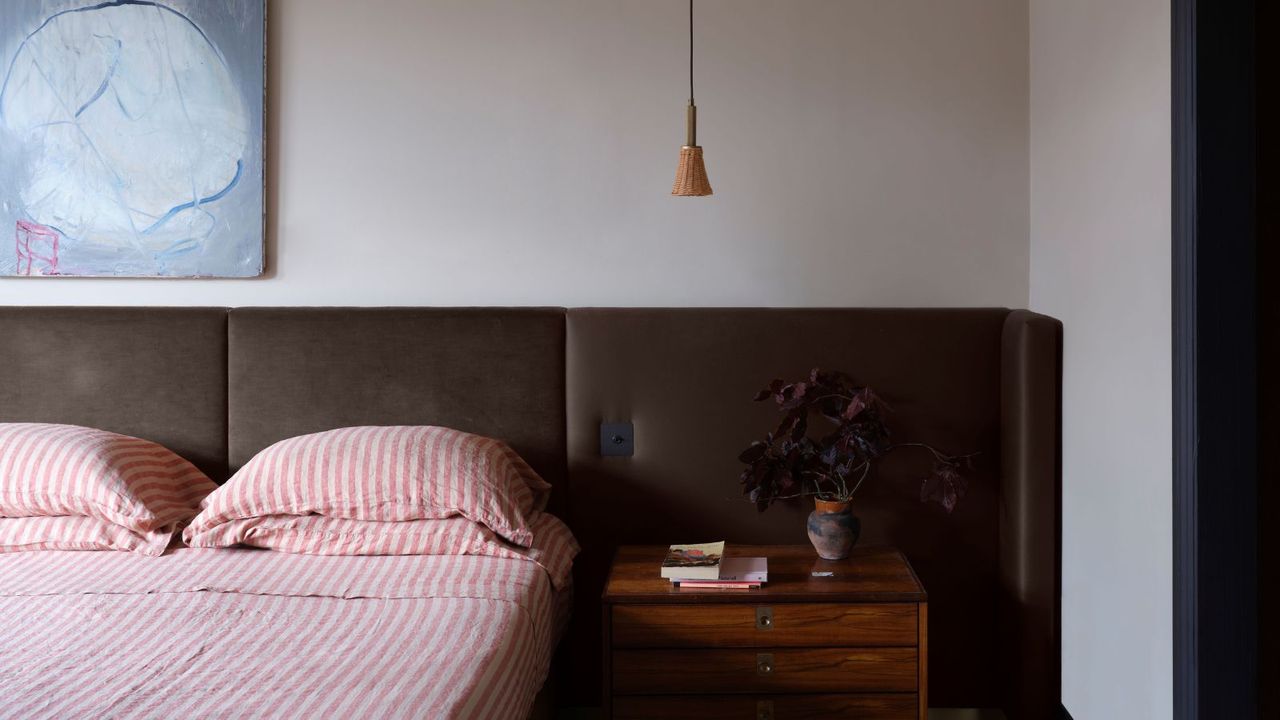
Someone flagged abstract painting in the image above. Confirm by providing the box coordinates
[0,0,264,277]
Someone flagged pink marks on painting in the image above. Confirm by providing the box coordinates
[15,220,60,276]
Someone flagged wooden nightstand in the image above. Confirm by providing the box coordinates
[601,544,927,720]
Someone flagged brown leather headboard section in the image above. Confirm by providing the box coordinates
[225,308,567,493]
[0,307,229,480]
[999,310,1063,719]
[565,308,1061,716]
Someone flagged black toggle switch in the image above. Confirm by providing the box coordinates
[599,422,634,457]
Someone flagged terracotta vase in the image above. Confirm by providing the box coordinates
[806,498,860,560]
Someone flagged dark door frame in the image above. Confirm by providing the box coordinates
[1171,1,1258,718]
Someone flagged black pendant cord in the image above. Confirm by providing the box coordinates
[689,0,694,103]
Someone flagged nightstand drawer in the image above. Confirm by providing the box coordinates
[612,603,917,648]
[613,647,918,694]
[613,694,918,720]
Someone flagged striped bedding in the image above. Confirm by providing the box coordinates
[186,426,552,548]
[0,423,218,554]
[0,518,575,720]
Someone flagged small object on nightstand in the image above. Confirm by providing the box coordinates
[716,556,768,582]
[602,544,928,720]
[669,556,770,589]
[659,541,724,580]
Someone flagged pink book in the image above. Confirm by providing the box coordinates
[676,581,760,590]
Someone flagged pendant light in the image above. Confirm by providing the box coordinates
[672,0,712,196]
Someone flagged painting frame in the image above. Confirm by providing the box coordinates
[0,0,267,279]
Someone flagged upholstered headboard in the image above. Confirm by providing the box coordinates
[224,308,568,494]
[563,308,1061,715]
[0,308,229,480]
[0,306,1060,719]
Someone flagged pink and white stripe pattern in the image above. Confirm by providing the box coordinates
[186,426,551,548]
[0,515,175,555]
[0,423,216,549]
[185,511,577,589]
[0,513,577,719]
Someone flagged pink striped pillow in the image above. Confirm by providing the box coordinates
[0,515,175,556]
[0,423,217,548]
[185,426,552,548]
[183,511,579,589]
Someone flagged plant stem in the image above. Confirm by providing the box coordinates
[847,461,871,497]
[766,489,822,501]
[888,442,979,464]
[809,393,853,404]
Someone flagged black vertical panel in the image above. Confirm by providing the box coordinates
[1171,0,1198,708]
[1172,1,1259,718]
[1255,0,1279,717]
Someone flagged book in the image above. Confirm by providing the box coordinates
[716,557,768,583]
[660,541,725,580]
[676,581,760,590]
[670,579,757,586]
[667,557,769,585]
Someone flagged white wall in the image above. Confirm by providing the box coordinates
[1030,1,1171,718]
[0,0,1028,307]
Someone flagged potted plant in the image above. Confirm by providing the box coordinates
[738,368,973,560]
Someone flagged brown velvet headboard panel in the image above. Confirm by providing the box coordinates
[0,305,1060,716]
[225,308,567,493]
[565,308,1062,717]
[999,310,1063,719]
[0,307,229,480]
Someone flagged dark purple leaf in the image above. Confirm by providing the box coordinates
[738,442,768,464]
[774,412,799,440]
[791,413,808,442]
[842,394,866,421]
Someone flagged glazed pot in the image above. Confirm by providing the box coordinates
[806,498,860,560]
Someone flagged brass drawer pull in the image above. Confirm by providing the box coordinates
[756,700,774,720]
[755,606,773,630]
[756,652,774,675]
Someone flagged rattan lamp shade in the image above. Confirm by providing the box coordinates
[672,145,712,196]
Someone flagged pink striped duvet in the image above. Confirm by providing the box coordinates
[0,515,576,720]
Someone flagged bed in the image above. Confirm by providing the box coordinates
[0,307,573,720]
[0,522,574,719]
[0,306,1063,718]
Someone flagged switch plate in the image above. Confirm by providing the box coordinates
[599,422,634,457]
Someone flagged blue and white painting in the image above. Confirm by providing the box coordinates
[0,0,264,277]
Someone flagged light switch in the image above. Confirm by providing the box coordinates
[599,422,634,457]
